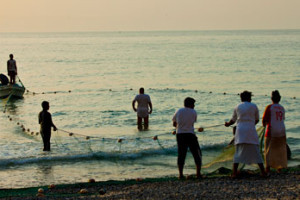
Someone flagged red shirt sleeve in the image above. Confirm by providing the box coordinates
[262,104,272,137]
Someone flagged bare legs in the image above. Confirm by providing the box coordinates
[232,163,266,178]
[178,164,184,179]
[178,164,201,179]
[144,116,149,129]
[9,75,16,84]
[232,163,239,178]
[258,163,267,176]
[266,166,282,174]
[196,164,201,178]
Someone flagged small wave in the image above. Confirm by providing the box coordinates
[0,148,175,168]
[201,142,228,151]
[53,111,68,116]
[101,110,130,115]
[281,79,300,83]
[0,141,230,167]
[287,126,300,133]
[287,137,300,145]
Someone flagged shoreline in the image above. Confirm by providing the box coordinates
[0,166,299,199]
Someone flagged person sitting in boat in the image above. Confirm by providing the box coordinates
[7,54,17,84]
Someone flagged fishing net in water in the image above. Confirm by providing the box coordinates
[52,125,266,170]
[1,93,267,169]
[52,128,176,157]
[203,126,265,168]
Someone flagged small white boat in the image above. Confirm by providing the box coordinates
[0,74,25,99]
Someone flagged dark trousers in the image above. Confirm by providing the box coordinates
[41,132,51,151]
[137,116,149,130]
[176,133,202,166]
[8,71,16,84]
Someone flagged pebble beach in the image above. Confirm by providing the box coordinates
[1,166,299,199]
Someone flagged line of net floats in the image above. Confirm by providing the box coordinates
[25,89,72,95]
[3,113,224,143]
[3,87,296,144]
[24,88,297,99]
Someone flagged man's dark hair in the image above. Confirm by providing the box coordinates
[240,91,252,102]
[271,90,281,103]
[41,101,49,109]
[139,87,144,94]
[184,97,195,108]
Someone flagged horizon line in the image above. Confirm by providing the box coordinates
[0,28,299,34]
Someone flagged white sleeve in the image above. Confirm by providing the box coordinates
[172,111,177,122]
[231,107,237,122]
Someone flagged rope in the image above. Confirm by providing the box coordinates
[25,89,72,95]
[19,86,298,100]
[53,123,228,147]
[16,76,25,88]
[3,93,13,113]
[50,123,227,155]
[2,106,229,153]
[156,139,167,152]
[200,124,224,129]
[56,128,175,142]
[1,109,269,171]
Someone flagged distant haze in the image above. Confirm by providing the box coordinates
[0,0,299,32]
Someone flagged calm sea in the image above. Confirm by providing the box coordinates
[0,30,299,188]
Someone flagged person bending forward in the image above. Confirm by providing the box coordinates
[225,91,266,178]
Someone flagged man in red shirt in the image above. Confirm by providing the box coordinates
[263,90,287,174]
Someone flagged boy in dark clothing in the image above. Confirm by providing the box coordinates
[7,54,17,84]
[39,101,57,151]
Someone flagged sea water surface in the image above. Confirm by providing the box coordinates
[0,30,299,188]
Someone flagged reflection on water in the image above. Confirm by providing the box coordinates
[38,164,53,177]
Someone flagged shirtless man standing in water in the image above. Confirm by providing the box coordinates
[132,88,152,130]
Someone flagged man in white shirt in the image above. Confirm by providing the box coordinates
[225,91,266,178]
[172,97,202,179]
[132,88,152,130]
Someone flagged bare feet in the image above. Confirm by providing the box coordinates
[196,174,204,179]
[231,170,240,179]
[260,172,270,178]
[230,173,238,179]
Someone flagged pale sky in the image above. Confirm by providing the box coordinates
[0,0,299,32]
